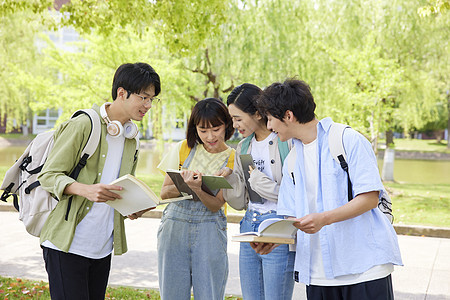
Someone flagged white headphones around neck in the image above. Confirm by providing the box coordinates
[100,103,139,139]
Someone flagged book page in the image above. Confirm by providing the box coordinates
[166,169,232,199]
[258,218,298,238]
[233,231,260,237]
[159,195,193,204]
[107,174,159,216]
[231,234,295,244]
[232,218,298,239]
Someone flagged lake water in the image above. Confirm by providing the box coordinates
[1,146,449,184]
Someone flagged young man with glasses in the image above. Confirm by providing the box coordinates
[255,79,402,300]
[38,62,161,300]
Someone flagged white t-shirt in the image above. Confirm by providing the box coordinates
[248,132,278,213]
[303,139,393,286]
[42,134,124,259]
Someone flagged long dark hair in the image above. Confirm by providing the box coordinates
[227,83,266,123]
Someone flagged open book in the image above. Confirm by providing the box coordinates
[106,174,191,216]
[231,218,298,244]
[166,169,232,201]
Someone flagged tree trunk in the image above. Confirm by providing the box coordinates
[385,129,394,147]
[382,130,395,182]
[151,104,162,140]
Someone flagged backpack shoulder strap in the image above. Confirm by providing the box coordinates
[180,140,197,170]
[225,149,235,169]
[328,122,350,163]
[66,109,102,186]
[277,137,290,166]
[133,135,140,162]
[179,139,190,165]
[240,133,254,154]
[50,109,102,222]
[71,109,101,160]
[328,122,352,201]
[286,146,297,185]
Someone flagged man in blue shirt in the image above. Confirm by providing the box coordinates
[255,79,402,300]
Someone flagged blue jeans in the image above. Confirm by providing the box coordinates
[239,210,295,300]
[157,200,228,300]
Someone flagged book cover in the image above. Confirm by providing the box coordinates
[239,154,262,203]
[107,174,191,216]
[166,169,232,201]
[231,218,298,244]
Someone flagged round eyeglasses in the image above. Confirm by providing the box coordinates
[127,90,160,105]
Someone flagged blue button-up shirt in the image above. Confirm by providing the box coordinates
[277,118,403,285]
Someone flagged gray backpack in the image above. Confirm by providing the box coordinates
[0,109,101,236]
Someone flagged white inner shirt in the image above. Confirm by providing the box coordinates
[42,133,125,259]
[248,132,278,213]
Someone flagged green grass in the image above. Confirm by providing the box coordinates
[0,133,35,140]
[378,138,450,153]
[135,173,165,197]
[385,182,450,227]
[0,276,243,299]
[0,166,8,184]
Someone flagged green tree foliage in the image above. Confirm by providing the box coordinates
[418,0,450,16]
[0,0,448,145]
[30,26,199,138]
[188,0,447,140]
[1,0,230,54]
[1,0,229,135]
[0,10,51,132]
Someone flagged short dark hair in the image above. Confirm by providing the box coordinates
[111,62,161,100]
[257,79,316,123]
[227,83,266,123]
[186,98,234,148]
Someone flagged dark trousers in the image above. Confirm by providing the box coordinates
[306,275,394,300]
[42,246,112,300]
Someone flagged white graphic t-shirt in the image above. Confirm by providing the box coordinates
[248,132,278,213]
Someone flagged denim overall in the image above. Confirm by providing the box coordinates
[157,144,230,300]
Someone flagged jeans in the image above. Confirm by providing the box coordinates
[239,210,295,300]
[157,200,228,300]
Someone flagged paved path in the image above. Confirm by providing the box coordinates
[1,211,449,299]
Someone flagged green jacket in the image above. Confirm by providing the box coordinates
[38,104,139,255]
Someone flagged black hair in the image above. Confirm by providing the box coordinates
[111,62,161,100]
[227,83,267,123]
[186,98,234,148]
[257,79,316,123]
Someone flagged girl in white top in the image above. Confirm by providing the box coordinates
[221,84,295,300]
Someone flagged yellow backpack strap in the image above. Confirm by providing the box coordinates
[226,149,236,169]
[223,148,236,217]
[178,139,191,170]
